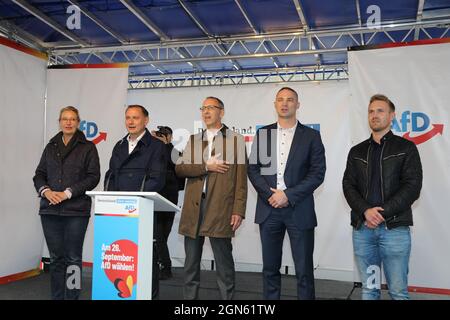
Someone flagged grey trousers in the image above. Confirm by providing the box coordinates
[183,236,235,300]
[183,197,235,300]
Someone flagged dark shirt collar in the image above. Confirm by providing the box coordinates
[370,130,393,145]
[50,129,87,144]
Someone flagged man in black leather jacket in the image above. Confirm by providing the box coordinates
[343,94,422,300]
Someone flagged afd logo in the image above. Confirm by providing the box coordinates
[125,205,136,214]
[116,199,137,213]
[392,111,444,145]
[80,120,107,145]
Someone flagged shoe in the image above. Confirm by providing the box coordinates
[159,268,172,280]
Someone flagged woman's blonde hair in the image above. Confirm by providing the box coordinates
[59,106,80,121]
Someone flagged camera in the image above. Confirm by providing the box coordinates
[155,126,173,138]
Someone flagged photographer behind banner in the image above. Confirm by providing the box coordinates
[151,126,185,280]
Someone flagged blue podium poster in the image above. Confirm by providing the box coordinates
[92,214,139,300]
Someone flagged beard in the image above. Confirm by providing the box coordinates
[370,121,389,132]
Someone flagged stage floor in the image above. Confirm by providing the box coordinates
[1,267,448,300]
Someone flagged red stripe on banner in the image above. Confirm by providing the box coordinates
[373,38,450,49]
[0,36,47,60]
[95,213,139,217]
[408,286,450,296]
[349,37,450,51]
[0,268,41,285]
[48,63,128,69]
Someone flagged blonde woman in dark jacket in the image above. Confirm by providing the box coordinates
[33,106,100,300]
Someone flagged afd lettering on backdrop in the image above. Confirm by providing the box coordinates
[80,120,107,145]
[392,111,444,145]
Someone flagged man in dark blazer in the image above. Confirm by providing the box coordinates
[104,105,166,193]
[247,87,326,300]
[104,104,167,299]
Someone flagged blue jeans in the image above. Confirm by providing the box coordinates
[41,215,89,300]
[353,223,411,300]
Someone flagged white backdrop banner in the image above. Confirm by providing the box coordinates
[349,41,450,290]
[0,37,47,278]
[45,64,129,262]
[128,82,354,280]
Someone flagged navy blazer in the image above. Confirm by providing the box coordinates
[104,129,167,193]
[247,122,326,229]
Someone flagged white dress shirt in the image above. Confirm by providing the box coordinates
[276,121,298,190]
[128,130,146,154]
[203,126,223,192]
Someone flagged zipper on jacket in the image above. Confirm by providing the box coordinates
[382,152,405,161]
[354,157,368,164]
[380,142,386,229]
[365,144,372,200]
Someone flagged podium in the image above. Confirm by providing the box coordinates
[86,191,180,300]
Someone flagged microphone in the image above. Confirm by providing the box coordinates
[105,171,113,191]
[140,174,147,192]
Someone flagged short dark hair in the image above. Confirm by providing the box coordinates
[369,94,395,112]
[157,125,173,135]
[126,104,149,117]
[59,106,80,121]
[276,87,298,100]
[205,96,224,109]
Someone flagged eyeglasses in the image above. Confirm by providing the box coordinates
[199,105,223,112]
[60,118,78,122]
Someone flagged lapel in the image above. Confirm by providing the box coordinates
[285,121,303,172]
[259,123,277,184]
[203,125,228,191]
[116,129,151,169]
[115,137,131,169]
[265,122,277,160]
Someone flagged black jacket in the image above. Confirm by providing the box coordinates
[33,130,101,216]
[159,143,185,202]
[104,129,167,192]
[342,131,422,229]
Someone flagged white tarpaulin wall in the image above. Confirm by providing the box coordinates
[45,65,129,262]
[349,42,450,290]
[0,39,47,278]
[128,82,355,281]
[3,39,447,291]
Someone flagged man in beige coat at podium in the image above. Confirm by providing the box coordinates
[176,96,247,300]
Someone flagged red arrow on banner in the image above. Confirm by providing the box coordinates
[92,132,107,145]
[403,124,443,145]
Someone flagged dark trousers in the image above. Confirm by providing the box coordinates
[259,210,315,300]
[184,236,235,300]
[40,215,89,300]
[155,193,178,270]
[155,212,175,270]
[183,197,235,300]
[152,241,159,299]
